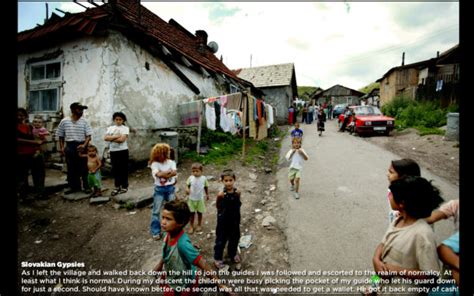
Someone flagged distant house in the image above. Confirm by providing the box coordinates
[376,58,436,106]
[311,84,364,106]
[417,44,459,107]
[376,44,459,107]
[17,0,251,161]
[234,63,298,124]
[359,88,380,107]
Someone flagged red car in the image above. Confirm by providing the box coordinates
[338,105,395,136]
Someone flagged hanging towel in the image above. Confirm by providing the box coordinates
[257,117,267,140]
[178,101,201,126]
[266,104,274,128]
[205,103,216,130]
[226,93,242,110]
[219,105,230,132]
[249,96,257,139]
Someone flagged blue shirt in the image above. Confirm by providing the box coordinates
[442,232,459,254]
[291,128,303,138]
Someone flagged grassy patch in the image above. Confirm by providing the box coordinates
[181,128,283,168]
[416,127,445,136]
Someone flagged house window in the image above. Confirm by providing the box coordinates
[229,84,239,94]
[29,88,59,112]
[30,62,61,81]
[28,60,62,112]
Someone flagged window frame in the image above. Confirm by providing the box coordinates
[28,88,60,113]
[28,59,62,113]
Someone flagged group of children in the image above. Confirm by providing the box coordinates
[148,142,242,294]
[368,158,460,295]
[78,112,130,198]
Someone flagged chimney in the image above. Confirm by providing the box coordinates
[437,51,440,58]
[401,52,405,66]
[195,30,208,46]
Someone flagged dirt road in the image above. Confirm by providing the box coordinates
[277,120,459,292]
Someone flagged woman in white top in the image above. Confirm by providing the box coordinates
[104,112,130,196]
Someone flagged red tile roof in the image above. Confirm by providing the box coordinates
[18,0,239,81]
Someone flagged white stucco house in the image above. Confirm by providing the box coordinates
[17,0,253,161]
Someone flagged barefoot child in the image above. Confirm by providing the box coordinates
[79,145,102,197]
[285,137,309,199]
[185,163,209,234]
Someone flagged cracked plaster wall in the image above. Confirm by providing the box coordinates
[18,31,225,162]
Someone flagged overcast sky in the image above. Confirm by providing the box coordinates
[18,2,459,90]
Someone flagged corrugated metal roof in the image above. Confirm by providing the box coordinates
[235,63,295,88]
[17,0,239,81]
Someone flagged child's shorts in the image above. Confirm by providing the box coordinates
[188,199,206,213]
[87,171,102,188]
[288,168,301,180]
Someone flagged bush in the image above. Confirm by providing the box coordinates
[383,96,453,134]
[381,95,413,118]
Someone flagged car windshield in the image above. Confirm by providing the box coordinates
[354,106,383,116]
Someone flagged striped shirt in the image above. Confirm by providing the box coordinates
[56,117,92,142]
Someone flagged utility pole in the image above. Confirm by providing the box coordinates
[250,54,252,68]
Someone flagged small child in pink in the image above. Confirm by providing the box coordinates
[32,116,49,157]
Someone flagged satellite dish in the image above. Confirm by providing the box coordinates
[207,41,219,53]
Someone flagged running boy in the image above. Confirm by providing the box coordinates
[153,200,230,294]
[185,163,210,234]
[214,169,242,270]
[285,137,309,199]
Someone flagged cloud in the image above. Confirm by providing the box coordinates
[18,2,459,89]
[287,37,311,51]
[203,3,241,25]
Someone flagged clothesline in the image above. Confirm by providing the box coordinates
[177,91,276,155]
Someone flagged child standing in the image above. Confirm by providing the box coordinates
[32,115,50,157]
[149,143,177,240]
[104,112,130,196]
[386,159,421,224]
[290,122,303,140]
[79,145,102,197]
[371,176,444,294]
[32,115,50,198]
[214,169,241,270]
[285,138,309,199]
[185,163,209,234]
[153,200,230,295]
